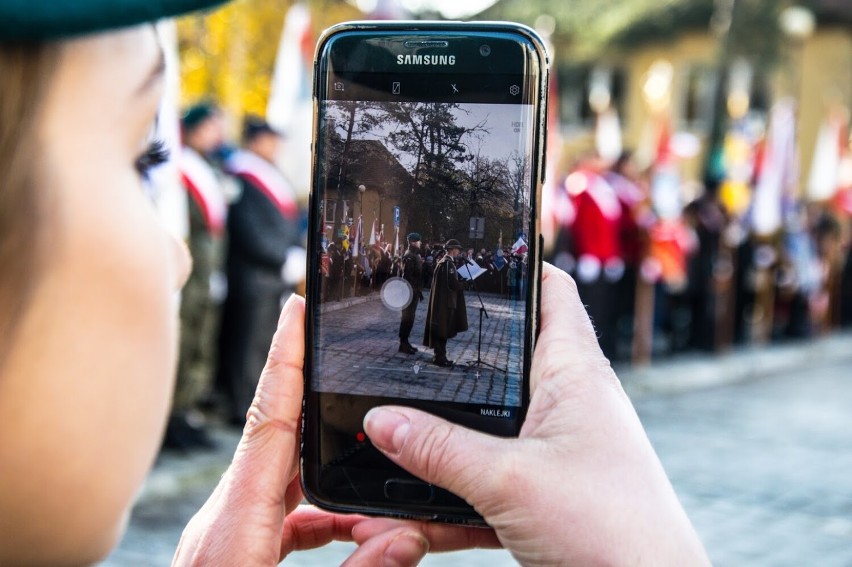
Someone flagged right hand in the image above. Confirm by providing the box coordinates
[360,263,710,566]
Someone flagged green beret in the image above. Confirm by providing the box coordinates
[181,102,218,131]
[407,232,421,242]
[0,0,230,42]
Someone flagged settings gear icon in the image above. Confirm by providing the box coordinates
[509,84,520,96]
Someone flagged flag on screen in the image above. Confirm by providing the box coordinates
[369,219,377,245]
[511,236,528,255]
[352,216,361,258]
[492,250,507,271]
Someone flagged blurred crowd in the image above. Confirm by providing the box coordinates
[163,102,306,452]
[546,115,852,363]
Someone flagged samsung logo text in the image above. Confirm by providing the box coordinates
[397,54,456,66]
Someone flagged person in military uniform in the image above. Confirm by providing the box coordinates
[217,116,300,426]
[398,232,424,354]
[424,239,469,367]
[169,102,228,449]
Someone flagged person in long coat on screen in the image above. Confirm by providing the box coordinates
[424,239,468,367]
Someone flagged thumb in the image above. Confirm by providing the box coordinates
[363,406,506,511]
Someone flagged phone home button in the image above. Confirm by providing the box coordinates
[384,479,435,504]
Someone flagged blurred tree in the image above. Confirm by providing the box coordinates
[177,0,361,130]
[482,0,849,65]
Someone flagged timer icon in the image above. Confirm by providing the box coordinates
[509,84,520,96]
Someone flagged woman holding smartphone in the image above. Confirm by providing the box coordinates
[0,2,448,564]
[0,1,708,565]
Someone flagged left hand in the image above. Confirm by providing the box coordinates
[172,295,434,566]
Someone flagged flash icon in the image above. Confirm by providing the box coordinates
[392,82,401,94]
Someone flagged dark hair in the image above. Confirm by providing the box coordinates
[0,41,59,368]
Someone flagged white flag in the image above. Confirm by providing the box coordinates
[267,3,313,202]
[752,99,798,236]
[352,216,362,258]
[807,112,845,201]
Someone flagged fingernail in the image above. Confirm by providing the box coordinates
[364,408,410,454]
[383,532,429,567]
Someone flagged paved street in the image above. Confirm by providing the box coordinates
[637,358,852,566]
[101,335,852,566]
[314,289,526,406]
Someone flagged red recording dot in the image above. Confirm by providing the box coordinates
[356,432,366,442]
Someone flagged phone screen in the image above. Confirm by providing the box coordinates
[304,24,546,523]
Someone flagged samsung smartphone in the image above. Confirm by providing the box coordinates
[302,21,548,525]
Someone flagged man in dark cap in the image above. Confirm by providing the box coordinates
[398,232,424,354]
[424,239,468,367]
[217,115,300,425]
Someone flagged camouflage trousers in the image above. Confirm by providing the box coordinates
[173,280,221,414]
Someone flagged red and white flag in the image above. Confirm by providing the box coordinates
[511,236,528,255]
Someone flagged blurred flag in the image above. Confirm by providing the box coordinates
[369,219,377,245]
[752,99,799,236]
[366,0,408,19]
[595,107,622,164]
[807,107,848,201]
[149,21,188,241]
[267,3,313,201]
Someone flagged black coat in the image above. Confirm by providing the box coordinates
[423,256,468,346]
[217,175,298,419]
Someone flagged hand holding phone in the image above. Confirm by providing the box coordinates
[174,295,500,566]
[354,264,712,566]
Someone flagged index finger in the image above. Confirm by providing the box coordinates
[531,263,609,392]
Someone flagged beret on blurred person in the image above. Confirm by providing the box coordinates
[181,102,219,132]
[0,0,229,41]
[242,115,283,143]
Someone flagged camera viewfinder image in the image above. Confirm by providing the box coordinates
[312,100,534,407]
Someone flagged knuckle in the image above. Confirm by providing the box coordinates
[408,421,457,482]
[242,384,299,440]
